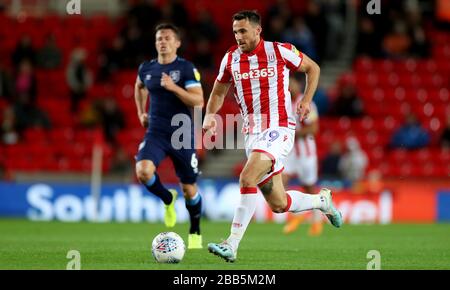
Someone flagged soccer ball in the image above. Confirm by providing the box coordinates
[151,232,186,263]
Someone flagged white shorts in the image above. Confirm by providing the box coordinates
[244,127,295,186]
[284,146,318,186]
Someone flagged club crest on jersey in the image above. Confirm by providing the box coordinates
[268,54,275,62]
[145,74,151,80]
[169,70,180,83]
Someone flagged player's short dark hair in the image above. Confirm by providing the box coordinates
[155,23,181,40]
[232,10,261,26]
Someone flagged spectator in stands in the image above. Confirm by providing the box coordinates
[97,36,126,82]
[1,106,19,145]
[97,98,125,144]
[78,99,101,129]
[304,0,327,63]
[322,0,345,60]
[321,141,342,179]
[409,25,429,58]
[0,60,13,100]
[66,48,92,112]
[14,59,37,105]
[13,60,50,131]
[13,97,51,132]
[161,0,189,29]
[357,17,381,57]
[282,17,317,60]
[332,82,364,118]
[266,0,291,22]
[339,137,368,182]
[390,112,430,149]
[265,16,286,42]
[37,34,62,69]
[382,21,412,58]
[121,18,147,67]
[192,9,219,42]
[192,38,215,70]
[127,0,161,33]
[12,35,36,66]
[440,115,450,148]
[407,8,430,58]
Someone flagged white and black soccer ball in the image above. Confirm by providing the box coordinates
[151,232,186,263]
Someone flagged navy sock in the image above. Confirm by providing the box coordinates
[144,174,173,205]
[185,193,202,235]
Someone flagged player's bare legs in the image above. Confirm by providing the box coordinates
[260,173,342,230]
[209,150,342,262]
[180,183,203,249]
[136,160,156,184]
[136,160,177,227]
[208,152,272,262]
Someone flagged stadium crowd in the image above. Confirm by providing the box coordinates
[0,0,448,184]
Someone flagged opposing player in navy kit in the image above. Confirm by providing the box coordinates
[134,23,204,249]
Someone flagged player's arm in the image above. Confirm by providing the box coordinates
[134,76,149,128]
[296,53,320,121]
[161,73,204,107]
[202,80,231,135]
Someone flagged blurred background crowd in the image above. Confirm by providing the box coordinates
[0,0,449,190]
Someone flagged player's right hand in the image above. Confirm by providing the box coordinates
[202,114,217,136]
[139,113,149,128]
[297,100,311,122]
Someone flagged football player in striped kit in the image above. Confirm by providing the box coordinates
[203,10,342,262]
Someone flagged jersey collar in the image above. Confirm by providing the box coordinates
[242,38,264,56]
[158,55,178,65]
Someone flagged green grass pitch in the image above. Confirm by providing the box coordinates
[0,219,449,269]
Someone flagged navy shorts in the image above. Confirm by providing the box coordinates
[135,133,199,184]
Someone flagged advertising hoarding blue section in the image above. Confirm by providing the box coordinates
[0,180,240,222]
[437,190,450,222]
[1,181,448,223]
[0,183,29,216]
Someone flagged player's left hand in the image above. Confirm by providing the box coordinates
[297,100,311,122]
[161,73,177,92]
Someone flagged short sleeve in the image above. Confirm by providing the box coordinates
[184,61,202,89]
[278,43,303,71]
[137,62,145,83]
[216,52,232,83]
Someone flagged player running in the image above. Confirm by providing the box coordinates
[134,23,204,249]
[283,77,322,236]
[202,11,342,262]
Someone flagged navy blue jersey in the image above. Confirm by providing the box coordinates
[137,57,201,137]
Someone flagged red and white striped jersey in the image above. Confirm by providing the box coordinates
[292,94,318,158]
[216,39,303,134]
